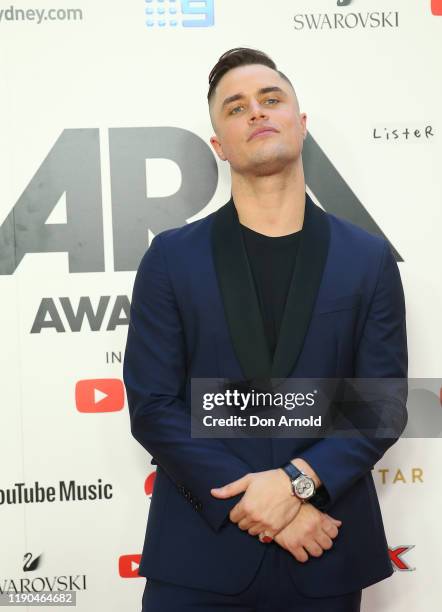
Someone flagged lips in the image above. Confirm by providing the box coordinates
[248,127,278,141]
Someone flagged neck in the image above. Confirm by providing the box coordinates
[230,160,306,237]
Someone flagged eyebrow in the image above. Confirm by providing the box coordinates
[221,86,286,110]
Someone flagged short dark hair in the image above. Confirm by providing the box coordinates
[207,47,293,104]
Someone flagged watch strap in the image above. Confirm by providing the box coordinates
[309,485,330,510]
[281,462,303,483]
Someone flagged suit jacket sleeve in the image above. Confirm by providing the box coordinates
[296,239,408,510]
[123,233,252,533]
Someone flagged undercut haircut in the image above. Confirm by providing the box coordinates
[207,47,294,104]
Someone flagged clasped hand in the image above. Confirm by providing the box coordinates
[211,469,342,563]
[211,468,302,537]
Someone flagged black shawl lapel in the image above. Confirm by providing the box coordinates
[211,196,273,382]
[271,193,330,378]
[211,192,330,383]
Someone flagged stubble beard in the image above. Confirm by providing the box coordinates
[238,142,298,178]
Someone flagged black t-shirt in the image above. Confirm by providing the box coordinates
[239,221,330,510]
[240,223,302,358]
[240,223,330,510]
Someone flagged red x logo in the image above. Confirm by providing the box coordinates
[389,545,415,571]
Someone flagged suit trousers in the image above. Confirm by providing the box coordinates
[141,541,362,612]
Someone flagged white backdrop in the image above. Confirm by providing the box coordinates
[1,0,441,610]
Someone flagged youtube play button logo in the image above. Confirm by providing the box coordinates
[144,471,157,497]
[76,379,125,413]
[119,554,142,578]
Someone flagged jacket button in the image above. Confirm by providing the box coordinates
[195,501,202,511]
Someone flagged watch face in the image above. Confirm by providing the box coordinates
[294,475,315,499]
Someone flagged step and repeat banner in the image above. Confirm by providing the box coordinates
[1,1,441,610]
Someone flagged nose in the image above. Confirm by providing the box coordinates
[248,98,268,123]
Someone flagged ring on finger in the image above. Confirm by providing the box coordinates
[258,532,273,544]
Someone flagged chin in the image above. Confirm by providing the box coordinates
[248,151,295,176]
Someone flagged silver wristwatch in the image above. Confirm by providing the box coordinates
[281,462,316,501]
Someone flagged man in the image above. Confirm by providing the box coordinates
[123,48,408,611]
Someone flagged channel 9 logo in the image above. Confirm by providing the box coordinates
[144,0,214,28]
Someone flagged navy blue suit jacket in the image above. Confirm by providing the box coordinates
[123,193,408,598]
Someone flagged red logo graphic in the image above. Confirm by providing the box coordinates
[389,545,415,571]
[119,554,142,578]
[75,379,125,413]
[144,471,157,496]
[432,0,442,15]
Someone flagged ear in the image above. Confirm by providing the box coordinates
[210,134,228,162]
[300,113,308,139]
